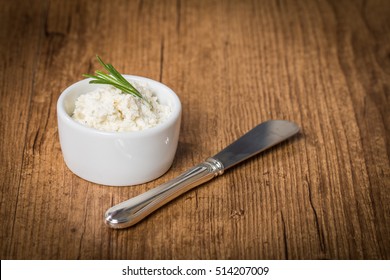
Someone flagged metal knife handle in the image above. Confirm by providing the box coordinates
[105,158,224,228]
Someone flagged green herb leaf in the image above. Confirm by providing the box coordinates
[83,55,151,107]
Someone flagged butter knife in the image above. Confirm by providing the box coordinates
[105,120,299,229]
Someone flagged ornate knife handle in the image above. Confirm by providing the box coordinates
[105,158,224,229]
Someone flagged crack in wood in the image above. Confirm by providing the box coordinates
[176,0,181,34]
[280,212,289,259]
[159,37,165,82]
[306,174,326,252]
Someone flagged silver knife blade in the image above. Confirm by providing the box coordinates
[212,120,300,170]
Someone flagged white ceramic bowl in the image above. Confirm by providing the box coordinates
[57,75,181,186]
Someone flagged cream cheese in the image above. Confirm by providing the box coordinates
[72,83,171,132]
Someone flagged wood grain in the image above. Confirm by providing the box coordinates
[0,0,389,259]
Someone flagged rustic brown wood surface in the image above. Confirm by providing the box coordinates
[0,0,389,260]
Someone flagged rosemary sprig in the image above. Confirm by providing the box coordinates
[83,55,151,106]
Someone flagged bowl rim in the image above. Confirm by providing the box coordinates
[57,75,182,138]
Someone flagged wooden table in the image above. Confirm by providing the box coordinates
[1,0,389,260]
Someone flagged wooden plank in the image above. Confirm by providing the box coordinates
[0,0,388,259]
[0,0,46,258]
